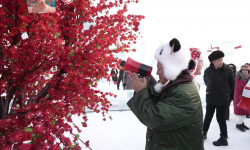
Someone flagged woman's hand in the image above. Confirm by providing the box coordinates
[129,73,147,93]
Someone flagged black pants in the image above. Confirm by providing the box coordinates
[225,100,232,120]
[203,104,228,137]
[117,77,124,89]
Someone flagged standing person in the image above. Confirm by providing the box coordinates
[189,48,205,90]
[226,63,236,120]
[117,60,126,90]
[127,38,204,150]
[123,71,133,90]
[117,67,124,90]
[234,64,250,132]
[110,68,118,84]
[203,51,235,146]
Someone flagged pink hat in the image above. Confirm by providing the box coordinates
[189,48,202,76]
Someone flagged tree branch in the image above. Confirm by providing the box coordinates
[16,64,42,91]
[9,94,19,115]
[51,118,92,150]
[27,16,39,37]
[0,97,5,119]
[72,133,92,150]
[32,83,51,104]
[32,69,66,104]
[3,88,17,118]
[27,81,42,105]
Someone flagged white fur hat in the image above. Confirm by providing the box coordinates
[153,38,193,93]
[154,38,192,81]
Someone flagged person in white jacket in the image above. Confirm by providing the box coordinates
[189,48,204,90]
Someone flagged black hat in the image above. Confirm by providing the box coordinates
[120,60,126,67]
[208,51,224,62]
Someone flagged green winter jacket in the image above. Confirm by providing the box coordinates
[127,81,204,150]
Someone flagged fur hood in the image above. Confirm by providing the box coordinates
[236,71,247,81]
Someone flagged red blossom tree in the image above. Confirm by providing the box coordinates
[0,0,143,149]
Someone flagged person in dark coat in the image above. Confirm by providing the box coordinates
[233,64,250,132]
[117,60,126,90]
[127,38,204,150]
[110,68,118,84]
[226,63,236,120]
[117,68,124,90]
[123,71,133,90]
[203,51,235,146]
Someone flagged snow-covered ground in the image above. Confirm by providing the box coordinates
[73,106,250,150]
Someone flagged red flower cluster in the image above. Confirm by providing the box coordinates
[0,0,144,149]
[133,22,140,32]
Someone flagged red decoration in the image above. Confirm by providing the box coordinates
[210,45,219,50]
[235,45,242,49]
[132,21,140,32]
[0,0,144,149]
[207,47,212,52]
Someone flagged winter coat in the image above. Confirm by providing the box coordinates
[233,71,250,115]
[110,69,118,81]
[127,70,204,150]
[123,71,133,90]
[229,66,236,101]
[230,87,235,101]
[204,63,235,107]
[118,69,124,81]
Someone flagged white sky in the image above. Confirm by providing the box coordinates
[118,0,250,68]
[126,0,250,44]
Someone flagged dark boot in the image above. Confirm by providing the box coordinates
[242,123,249,130]
[236,124,246,132]
[213,136,228,146]
[202,131,207,140]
